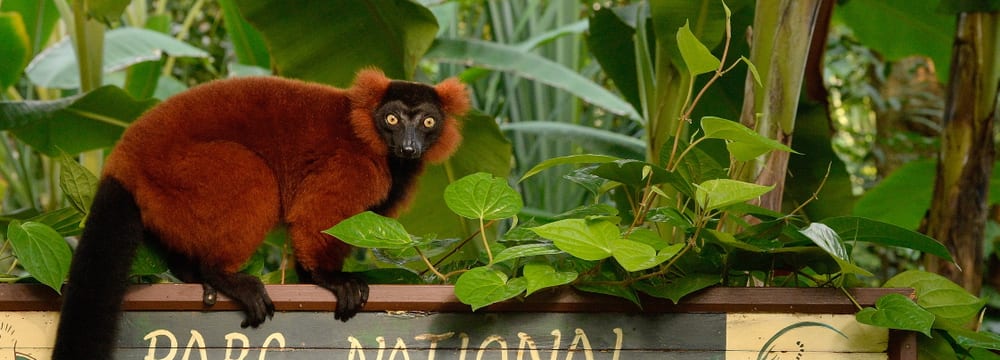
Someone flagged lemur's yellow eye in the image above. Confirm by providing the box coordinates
[386,114,398,125]
[423,117,436,128]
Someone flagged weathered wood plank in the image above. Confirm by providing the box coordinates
[1,311,896,360]
[0,284,914,313]
[0,285,917,359]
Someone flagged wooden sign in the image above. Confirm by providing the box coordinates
[0,284,916,359]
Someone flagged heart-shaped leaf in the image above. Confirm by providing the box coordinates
[323,211,413,249]
[610,239,658,272]
[700,116,796,161]
[884,270,986,325]
[454,267,526,311]
[676,20,720,76]
[635,273,720,304]
[7,220,72,293]
[530,219,617,260]
[522,263,577,296]
[695,179,774,212]
[856,293,934,337]
[445,172,523,220]
[58,154,98,215]
[493,243,563,264]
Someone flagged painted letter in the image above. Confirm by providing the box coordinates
[181,330,208,360]
[348,336,388,360]
[259,333,286,360]
[389,337,410,360]
[143,329,178,360]
[611,328,623,360]
[516,332,540,360]
[415,332,454,360]
[459,333,469,360]
[476,335,508,360]
[565,329,593,360]
[223,332,250,360]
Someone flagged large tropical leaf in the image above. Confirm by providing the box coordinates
[25,27,210,89]
[0,12,30,89]
[0,0,59,56]
[234,0,438,86]
[218,0,270,69]
[835,0,955,83]
[425,37,641,121]
[0,85,157,155]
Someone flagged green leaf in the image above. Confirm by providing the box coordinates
[323,211,413,250]
[493,243,563,264]
[6,220,71,293]
[236,0,437,86]
[29,207,83,236]
[57,154,98,215]
[500,122,646,155]
[0,85,158,155]
[130,242,168,276]
[635,273,720,304]
[86,0,129,23]
[25,27,210,89]
[934,320,1000,350]
[519,154,620,182]
[836,0,954,83]
[694,178,774,211]
[122,15,170,100]
[444,172,523,221]
[454,267,526,311]
[676,20,720,76]
[884,270,986,325]
[218,0,270,68]
[592,159,691,194]
[740,56,762,87]
[626,228,670,250]
[522,263,577,296]
[610,239,658,272]
[0,12,30,89]
[358,268,423,285]
[586,7,641,113]
[700,116,797,161]
[798,222,874,277]
[425,38,641,121]
[821,216,954,263]
[530,219,616,261]
[650,0,730,71]
[852,159,934,229]
[704,229,765,252]
[855,293,934,337]
[1,0,60,57]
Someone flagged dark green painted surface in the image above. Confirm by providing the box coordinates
[115,311,726,359]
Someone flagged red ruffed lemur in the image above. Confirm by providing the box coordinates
[52,69,469,359]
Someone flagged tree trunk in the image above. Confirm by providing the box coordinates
[921,12,999,295]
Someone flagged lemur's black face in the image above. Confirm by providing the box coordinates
[373,81,446,159]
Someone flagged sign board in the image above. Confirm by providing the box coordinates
[0,284,916,359]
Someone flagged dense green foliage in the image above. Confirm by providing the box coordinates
[1,0,999,358]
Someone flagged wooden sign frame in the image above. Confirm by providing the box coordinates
[0,284,916,359]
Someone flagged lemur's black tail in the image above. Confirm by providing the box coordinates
[53,177,144,360]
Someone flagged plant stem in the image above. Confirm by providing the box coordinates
[480,218,493,263]
[163,0,206,76]
[414,246,447,281]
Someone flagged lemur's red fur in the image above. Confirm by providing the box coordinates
[103,69,467,273]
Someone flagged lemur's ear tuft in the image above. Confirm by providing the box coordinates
[434,77,470,116]
[347,68,393,157]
